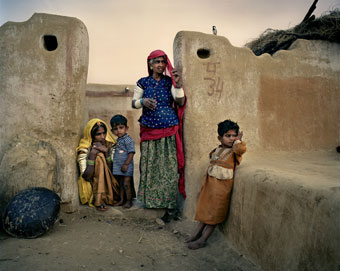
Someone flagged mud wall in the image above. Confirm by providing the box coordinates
[173,31,340,270]
[226,151,340,271]
[174,32,339,155]
[174,31,338,222]
[85,84,141,144]
[0,13,89,213]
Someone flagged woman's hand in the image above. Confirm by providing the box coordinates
[143,98,157,110]
[91,142,108,154]
[88,145,99,161]
[172,69,183,88]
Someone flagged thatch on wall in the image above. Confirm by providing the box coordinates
[245,9,340,56]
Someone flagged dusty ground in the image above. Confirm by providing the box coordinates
[0,203,258,271]
[1,151,338,271]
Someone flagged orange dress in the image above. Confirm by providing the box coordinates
[194,140,246,225]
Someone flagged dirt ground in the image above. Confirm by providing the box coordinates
[0,203,258,271]
[2,151,338,271]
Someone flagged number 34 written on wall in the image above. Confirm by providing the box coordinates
[203,62,224,100]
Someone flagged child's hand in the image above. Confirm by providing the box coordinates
[235,131,243,141]
[121,164,128,172]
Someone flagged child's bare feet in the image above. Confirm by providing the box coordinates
[114,201,124,207]
[187,240,207,250]
[123,201,132,209]
[184,233,201,243]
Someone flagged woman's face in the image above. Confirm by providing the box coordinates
[150,56,166,74]
[93,126,106,144]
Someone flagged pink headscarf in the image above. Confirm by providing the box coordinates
[145,49,187,198]
[147,49,175,84]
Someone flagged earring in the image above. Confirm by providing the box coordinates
[150,67,153,70]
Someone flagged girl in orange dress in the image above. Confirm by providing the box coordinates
[186,119,246,249]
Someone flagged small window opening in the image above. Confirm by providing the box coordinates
[197,48,210,59]
[43,35,58,51]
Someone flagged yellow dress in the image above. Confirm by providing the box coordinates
[76,118,119,207]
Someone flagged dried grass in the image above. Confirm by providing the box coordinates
[245,9,340,56]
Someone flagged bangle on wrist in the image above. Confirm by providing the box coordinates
[87,159,95,166]
[134,99,142,108]
[172,86,184,98]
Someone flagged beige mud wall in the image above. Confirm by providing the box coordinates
[227,151,339,271]
[174,31,340,270]
[85,84,141,144]
[0,13,89,213]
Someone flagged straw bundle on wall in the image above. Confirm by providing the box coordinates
[245,9,340,56]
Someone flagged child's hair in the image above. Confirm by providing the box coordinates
[110,114,127,127]
[91,122,107,139]
[217,119,239,136]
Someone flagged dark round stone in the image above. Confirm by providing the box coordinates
[2,187,61,238]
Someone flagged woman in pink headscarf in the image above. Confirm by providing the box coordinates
[132,50,186,221]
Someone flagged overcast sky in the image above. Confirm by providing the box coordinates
[0,0,338,84]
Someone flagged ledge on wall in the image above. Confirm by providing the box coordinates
[225,150,340,271]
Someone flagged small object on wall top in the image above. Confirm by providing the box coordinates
[212,26,217,35]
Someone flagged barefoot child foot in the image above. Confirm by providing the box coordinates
[114,201,124,207]
[184,234,201,243]
[184,222,205,243]
[186,224,215,248]
[123,200,132,209]
[122,177,132,209]
[187,239,207,250]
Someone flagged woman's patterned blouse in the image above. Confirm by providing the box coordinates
[137,75,179,129]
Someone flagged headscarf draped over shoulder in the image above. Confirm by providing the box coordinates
[146,50,187,198]
[76,118,116,206]
[76,118,116,153]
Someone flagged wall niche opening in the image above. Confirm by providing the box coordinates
[43,35,58,51]
[197,48,210,59]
